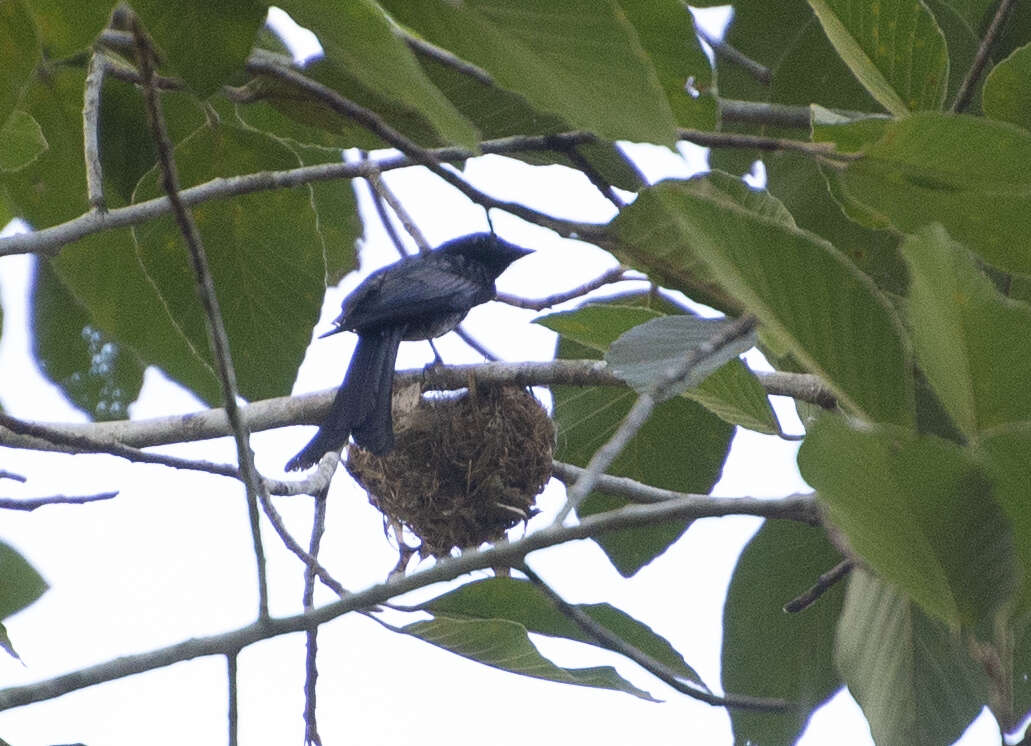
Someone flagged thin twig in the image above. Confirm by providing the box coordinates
[783,559,853,613]
[303,489,328,746]
[0,491,119,511]
[130,17,269,619]
[551,461,819,522]
[952,0,1019,113]
[0,136,603,259]
[360,154,430,253]
[401,33,495,86]
[691,14,771,85]
[83,51,107,211]
[717,99,888,129]
[677,128,860,160]
[0,488,817,711]
[256,489,349,598]
[496,266,633,310]
[227,653,239,746]
[521,565,791,712]
[554,140,625,209]
[0,471,26,482]
[555,315,758,522]
[453,324,500,361]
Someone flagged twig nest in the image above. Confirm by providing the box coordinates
[346,384,554,558]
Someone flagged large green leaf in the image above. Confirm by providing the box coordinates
[419,577,703,685]
[0,541,47,620]
[902,225,1031,436]
[32,260,145,420]
[617,0,716,130]
[402,616,658,701]
[276,0,479,148]
[608,178,914,427]
[806,0,948,115]
[379,0,678,145]
[979,425,1031,616]
[983,43,1031,129]
[799,416,1018,628]
[836,570,988,745]
[544,299,733,576]
[0,0,40,124]
[131,122,327,401]
[763,151,906,296]
[132,0,267,97]
[722,521,845,745]
[817,112,1031,275]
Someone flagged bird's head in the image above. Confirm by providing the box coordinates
[436,232,533,277]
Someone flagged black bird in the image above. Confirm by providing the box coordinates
[286,232,533,471]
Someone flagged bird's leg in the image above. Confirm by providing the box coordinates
[426,338,445,367]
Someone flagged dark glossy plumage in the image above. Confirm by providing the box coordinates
[286,233,532,471]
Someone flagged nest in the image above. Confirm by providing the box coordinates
[346,384,554,559]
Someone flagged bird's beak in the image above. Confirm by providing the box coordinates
[318,325,348,339]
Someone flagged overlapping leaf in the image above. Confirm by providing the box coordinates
[609,178,914,427]
[799,416,1017,627]
[983,43,1031,129]
[723,521,845,745]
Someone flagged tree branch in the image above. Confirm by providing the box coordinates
[496,266,635,310]
[82,50,107,211]
[0,363,832,455]
[0,488,817,711]
[952,0,1018,114]
[0,491,119,511]
[132,18,269,619]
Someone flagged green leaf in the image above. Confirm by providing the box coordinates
[1013,613,1031,729]
[379,0,679,145]
[549,300,733,576]
[763,151,906,296]
[983,43,1031,129]
[723,521,845,745]
[0,0,41,123]
[902,224,1031,436]
[617,0,716,130]
[0,110,47,172]
[0,622,21,663]
[0,541,47,620]
[20,0,111,56]
[132,0,267,97]
[32,260,145,420]
[836,570,988,746]
[419,577,703,685]
[402,615,658,701]
[276,0,480,148]
[817,112,1031,275]
[685,359,782,435]
[414,45,645,191]
[131,122,327,401]
[606,315,757,399]
[923,0,982,110]
[979,425,1031,616]
[806,0,948,115]
[609,178,914,428]
[799,416,1018,627]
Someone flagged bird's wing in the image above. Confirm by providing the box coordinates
[336,259,490,332]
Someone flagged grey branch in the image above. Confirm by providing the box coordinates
[82,51,107,211]
[496,266,634,310]
[0,491,119,511]
[0,362,832,457]
[952,0,1019,114]
[0,488,817,711]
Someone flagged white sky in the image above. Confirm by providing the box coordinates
[0,7,1002,746]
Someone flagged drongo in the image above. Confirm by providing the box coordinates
[286,232,532,471]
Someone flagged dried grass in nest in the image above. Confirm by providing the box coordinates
[346,384,554,558]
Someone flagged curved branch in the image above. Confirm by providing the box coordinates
[0,489,817,711]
